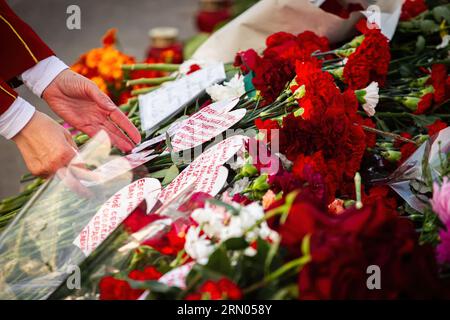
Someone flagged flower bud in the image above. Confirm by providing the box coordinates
[240,163,258,178]
[329,67,344,80]
[250,174,270,192]
[381,150,402,162]
[335,48,356,57]
[410,75,430,88]
[399,96,420,111]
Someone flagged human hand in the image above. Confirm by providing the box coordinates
[42,69,141,152]
[12,111,77,177]
[12,111,100,196]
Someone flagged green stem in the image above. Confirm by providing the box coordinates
[126,76,175,87]
[122,63,180,72]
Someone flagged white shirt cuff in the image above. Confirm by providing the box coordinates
[0,97,36,139]
[21,56,69,97]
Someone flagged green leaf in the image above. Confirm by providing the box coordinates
[223,237,248,250]
[161,164,179,186]
[433,5,450,24]
[205,246,233,277]
[128,279,181,295]
[418,20,439,34]
[412,114,439,127]
[148,168,169,179]
[415,35,426,53]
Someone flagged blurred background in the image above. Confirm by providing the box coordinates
[0,0,201,198]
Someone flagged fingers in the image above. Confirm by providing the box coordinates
[103,121,135,152]
[85,81,116,112]
[109,109,142,144]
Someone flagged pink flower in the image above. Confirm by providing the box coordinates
[432,177,450,224]
[433,178,450,266]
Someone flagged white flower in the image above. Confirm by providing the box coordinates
[191,204,229,239]
[206,74,246,102]
[437,35,450,50]
[220,216,246,240]
[361,81,379,117]
[228,177,250,196]
[239,202,264,230]
[184,226,215,265]
[229,152,245,170]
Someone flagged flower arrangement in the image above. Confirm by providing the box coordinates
[1,1,450,300]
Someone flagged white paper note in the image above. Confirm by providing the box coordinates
[73,178,162,256]
[139,63,226,132]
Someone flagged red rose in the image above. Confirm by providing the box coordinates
[298,200,445,299]
[400,0,428,21]
[185,278,242,300]
[343,29,391,89]
[426,119,448,136]
[99,266,162,300]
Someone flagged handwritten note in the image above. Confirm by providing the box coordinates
[158,135,247,202]
[132,98,240,154]
[73,178,161,256]
[171,108,246,152]
[139,63,226,132]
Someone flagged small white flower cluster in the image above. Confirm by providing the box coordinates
[184,202,279,265]
[206,74,246,102]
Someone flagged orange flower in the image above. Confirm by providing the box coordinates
[91,76,108,94]
[102,28,117,47]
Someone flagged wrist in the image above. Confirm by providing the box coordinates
[0,97,36,139]
[21,56,69,97]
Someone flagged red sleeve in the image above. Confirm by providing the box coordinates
[0,78,17,115]
[0,0,54,82]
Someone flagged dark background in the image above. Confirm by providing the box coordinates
[0,0,198,198]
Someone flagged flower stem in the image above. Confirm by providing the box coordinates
[122,63,180,72]
[126,76,175,87]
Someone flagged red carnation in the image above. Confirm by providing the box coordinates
[234,49,261,74]
[248,31,329,103]
[123,206,162,233]
[414,93,434,114]
[298,200,445,299]
[343,29,391,89]
[426,119,448,136]
[185,278,242,300]
[429,64,450,104]
[99,266,162,300]
[255,118,280,144]
[178,192,212,213]
[143,217,193,256]
[400,0,428,21]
